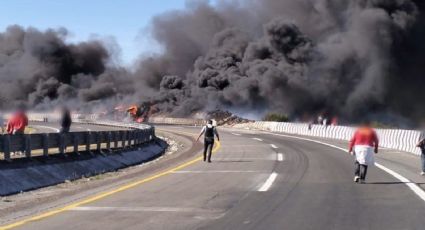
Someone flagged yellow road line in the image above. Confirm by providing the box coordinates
[0,129,220,230]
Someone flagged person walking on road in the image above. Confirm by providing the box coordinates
[60,107,72,133]
[196,120,220,163]
[417,129,425,175]
[349,121,379,184]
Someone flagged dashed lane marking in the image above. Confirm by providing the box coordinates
[277,153,285,162]
[258,172,278,192]
[265,132,425,203]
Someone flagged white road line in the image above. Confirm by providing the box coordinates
[270,144,278,149]
[31,125,60,133]
[277,153,285,162]
[173,170,262,174]
[231,133,241,136]
[258,172,278,192]
[252,138,263,141]
[266,132,425,202]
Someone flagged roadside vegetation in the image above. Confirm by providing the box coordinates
[263,113,289,122]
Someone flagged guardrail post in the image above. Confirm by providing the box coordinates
[107,132,112,153]
[73,133,79,155]
[25,135,31,158]
[86,132,93,155]
[128,131,133,148]
[140,130,145,143]
[3,135,11,162]
[96,132,103,154]
[121,131,126,149]
[59,133,65,156]
[42,133,49,157]
[112,132,118,150]
[140,130,144,144]
[135,130,141,146]
[147,128,151,141]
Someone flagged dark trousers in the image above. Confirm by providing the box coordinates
[60,127,70,133]
[203,139,214,162]
[421,149,425,172]
[355,161,368,180]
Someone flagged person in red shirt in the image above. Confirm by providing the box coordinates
[7,109,28,135]
[349,121,379,183]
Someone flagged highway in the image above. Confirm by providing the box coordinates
[3,124,425,230]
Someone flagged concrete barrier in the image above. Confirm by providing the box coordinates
[148,117,205,126]
[83,115,422,156]
[233,122,422,155]
[0,117,166,196]
[0,139,167,196]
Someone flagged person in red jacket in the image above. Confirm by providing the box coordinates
[7,109,28,135]
[349,121,379,183]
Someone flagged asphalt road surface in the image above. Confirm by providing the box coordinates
[3,125,425,230]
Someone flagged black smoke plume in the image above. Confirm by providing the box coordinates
[2,0,425,125]
[137,0,425,124]
[0,26,132,111]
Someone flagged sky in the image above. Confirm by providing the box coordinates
[0,0,191,65]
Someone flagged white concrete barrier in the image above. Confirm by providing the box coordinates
[148,117,205,126]
[233,121,422,156]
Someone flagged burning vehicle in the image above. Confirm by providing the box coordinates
[109,103,157,123]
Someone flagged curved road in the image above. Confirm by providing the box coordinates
[3,125,425,230]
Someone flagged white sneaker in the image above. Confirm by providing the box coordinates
[420,172,425,176]
[354,176,360,183]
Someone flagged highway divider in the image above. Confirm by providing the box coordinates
[232,122,421,155]
[1,121,155,162]
[148,117,205,126]
[144,116,422,156]
[0,117,166,196]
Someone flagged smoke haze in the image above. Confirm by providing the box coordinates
[1,0,425,124]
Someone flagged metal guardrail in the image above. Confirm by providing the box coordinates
[0,121,155,162]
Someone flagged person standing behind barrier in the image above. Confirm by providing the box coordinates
[349,121,379,184]
[7,107,28,156]
[416,129,425,175]
[196,120,220,163]
[7,108,28,135]
[60,107,72,133]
